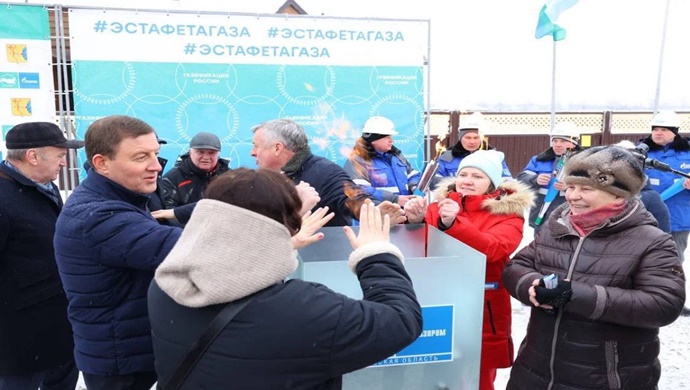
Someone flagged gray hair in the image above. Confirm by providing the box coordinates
[252,119,308,152]
[6,148,30,162]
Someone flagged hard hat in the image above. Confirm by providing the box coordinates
[550,122,580,145]
[650,110,681,129]
[459,112,484,132]
[362,116,397,135]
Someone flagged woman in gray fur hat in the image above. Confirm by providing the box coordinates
[503,145,686,390]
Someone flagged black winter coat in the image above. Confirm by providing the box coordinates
[283,150,367,227]
[160,154,230,207]
[0,163,74,375]
[149,253,422,390]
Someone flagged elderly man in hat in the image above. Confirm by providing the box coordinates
[160,132,231,209]
[0,122,83,390]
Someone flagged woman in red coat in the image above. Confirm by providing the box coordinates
[406,150,533,390]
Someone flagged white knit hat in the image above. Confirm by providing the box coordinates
[457,150,505,189]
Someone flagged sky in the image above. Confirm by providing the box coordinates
[16,0,690,111]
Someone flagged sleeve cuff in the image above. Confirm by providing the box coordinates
[348,241,404,273]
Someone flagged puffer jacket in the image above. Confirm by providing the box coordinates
[426,179,533,371]
[54,171,181,375]
[503,199,685,390]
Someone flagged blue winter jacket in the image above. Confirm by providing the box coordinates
[343,148,420,203]
[517,148,568,232]
[436,144,512,178]
[645,147,690,232]
[54,171,181,375]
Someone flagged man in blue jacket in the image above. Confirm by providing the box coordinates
[0,122,82,390]
[518,122,581,235]
[54,115,182,390]
[639,110,690,316]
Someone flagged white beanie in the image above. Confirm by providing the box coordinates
[457,150,505,189]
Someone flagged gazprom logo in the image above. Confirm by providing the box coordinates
[18,73,40,89]
[680,163,690,170]
[0,73,18,88]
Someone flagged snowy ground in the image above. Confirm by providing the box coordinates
[75,224,690,390]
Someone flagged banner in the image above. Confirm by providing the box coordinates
[0,4,56,159]
[69,8,428,174]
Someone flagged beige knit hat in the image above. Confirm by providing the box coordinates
[561,145,645,198]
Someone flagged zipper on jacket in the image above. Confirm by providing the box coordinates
[486,300,497,335]
[605,341,622,389]
[547,235,586,390]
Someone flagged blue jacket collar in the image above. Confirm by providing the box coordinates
[82,170,151,210]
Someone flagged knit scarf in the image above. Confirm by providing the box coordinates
[569,200,627,236]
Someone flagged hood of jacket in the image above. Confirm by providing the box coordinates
[154,199,297,307]
[432,178,534,215]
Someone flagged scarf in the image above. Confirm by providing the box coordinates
[569,200,627,236]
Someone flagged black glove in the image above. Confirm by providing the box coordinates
[535,279,572,308]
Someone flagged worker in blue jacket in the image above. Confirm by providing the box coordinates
[344,116,420,207]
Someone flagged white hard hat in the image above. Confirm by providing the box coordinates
[459,112,484,132]
[362,116,397,135]
[650,110,681,129]
[550,122,580,145]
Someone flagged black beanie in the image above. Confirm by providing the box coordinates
[362,133,388,143]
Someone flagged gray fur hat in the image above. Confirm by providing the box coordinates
[561,145,645,198]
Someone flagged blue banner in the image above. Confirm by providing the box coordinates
[69,9,428,176]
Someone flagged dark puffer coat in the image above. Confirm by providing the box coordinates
[503,200,685,390]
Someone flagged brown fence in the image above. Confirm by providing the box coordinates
[428,110,690,175]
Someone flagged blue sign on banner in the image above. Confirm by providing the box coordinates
[374,305,454,367]
[18,72,40,89]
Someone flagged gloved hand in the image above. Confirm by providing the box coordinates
[534,279,572,308]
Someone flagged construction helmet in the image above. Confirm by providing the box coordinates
[362,116,397,135]
[459,112,484,132]
[550,122,580,146]
[650,110,681,129]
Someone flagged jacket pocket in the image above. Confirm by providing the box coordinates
[485,299,497,335]
[604,340,621,389]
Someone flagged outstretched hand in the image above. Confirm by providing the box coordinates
[343,200,390,250]
[292,207,334,249]
[378,200,407,225]
[403,196,427,223]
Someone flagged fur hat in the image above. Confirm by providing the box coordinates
[457,150,504,189]
[562,145,645,198]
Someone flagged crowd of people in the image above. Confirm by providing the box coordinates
[1,111,688,390]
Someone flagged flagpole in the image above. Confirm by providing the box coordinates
[653,0,671,114]
[550,39,557,129]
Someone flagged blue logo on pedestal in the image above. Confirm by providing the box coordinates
[373,305,454,367]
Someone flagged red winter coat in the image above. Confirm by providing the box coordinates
[426,180,533,370]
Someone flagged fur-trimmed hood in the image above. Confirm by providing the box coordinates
[432,178,534,215]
